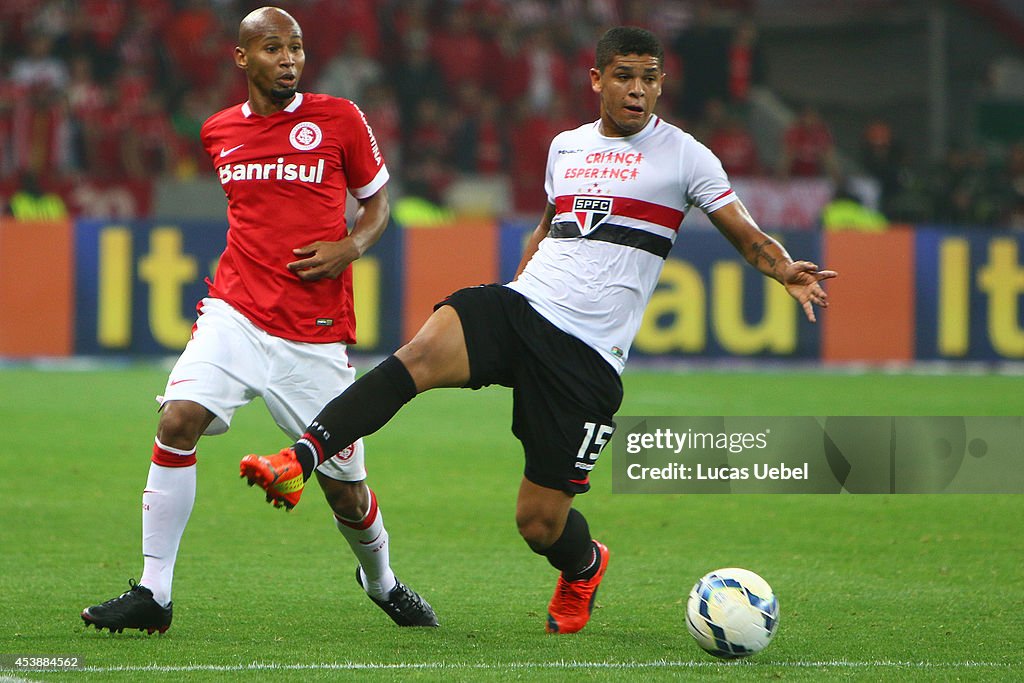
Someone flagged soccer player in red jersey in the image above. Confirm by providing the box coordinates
[82,7,436,634]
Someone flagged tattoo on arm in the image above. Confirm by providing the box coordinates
[751,239,778,271]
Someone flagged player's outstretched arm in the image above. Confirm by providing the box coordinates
[709,200,837,323]
[288,187,391,281]
[514,203,557,279]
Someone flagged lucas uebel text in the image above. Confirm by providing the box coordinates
[626,461,809,481]
[623,427,808,481]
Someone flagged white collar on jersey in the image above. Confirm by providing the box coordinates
[241,92,304,118]
[593,113,660,142]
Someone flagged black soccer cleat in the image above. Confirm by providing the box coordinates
[356,567,438,627]
[81,579,173,634]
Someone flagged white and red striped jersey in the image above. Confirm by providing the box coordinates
[506,114,737,371]
[201,92,388,344]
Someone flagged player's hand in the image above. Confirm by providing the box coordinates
[782,260,837,323]
[287,239,359,281]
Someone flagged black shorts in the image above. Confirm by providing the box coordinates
[436,284,623,494]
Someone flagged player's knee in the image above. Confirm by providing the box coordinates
[517,512,561,552]
[318,476,369,519]
[395,337,426,371]
[395,307,469,390]
[395,337,441,389]
[156,401,207,449]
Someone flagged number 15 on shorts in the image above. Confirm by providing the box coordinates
[576,422,615,472]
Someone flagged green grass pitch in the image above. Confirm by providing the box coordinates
[1,365,1022,681]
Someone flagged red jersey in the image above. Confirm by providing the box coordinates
[783,122,833,177]
[201,92,388,343]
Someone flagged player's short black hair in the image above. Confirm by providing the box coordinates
[595,26,664,72]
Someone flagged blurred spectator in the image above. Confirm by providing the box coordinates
[430,6,489,92]
[27,0,71,42]
[565,24,603,120]
[931,146,1001,226]
[206,53,248,112]
[116,2,173,92]
[171,89,217,178]
[509,94,578,213]
[983,56,1024,100]
[708,111,761,177]
[385,0,432,55]
[672,1,730,124]
[403,149,455,205]
[54,4,117,81]
[451,88,508,176]
[163,0,223,92]
[726,17,765,109]
[297,0,381,66]
[11,32,67,91]
[79,0,127,65]
[9,83,71,177]
[690,97,728,145]
[520,27,571,115]
[315,34,383,104]
[8,170,67,219]
[391,41,446,131]
[406,97,451,164]
[66,54,103,113]
[493,25,569,113]
[778,104,840,180]
[856,124,934,223]
[821,183,887,232]
[0,81,16,178]
[120,92,180,180]
[861,120,899,191]
[360,82,402,173]
[114,64,154,118]
[622,0,692,39]
[999,141,1024,228]
[0,21,8,72]
[65,54,104,173]
[504,0,552,29]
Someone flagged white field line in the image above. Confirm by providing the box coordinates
[25,659,1012,674]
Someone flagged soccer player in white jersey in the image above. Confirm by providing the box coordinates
[82,7,436,634]
[242,26,836,634]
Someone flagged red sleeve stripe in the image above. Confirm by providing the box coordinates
[709,189,735,204]
[555,195,685,231]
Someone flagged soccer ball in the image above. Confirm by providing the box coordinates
[686,567,779,659]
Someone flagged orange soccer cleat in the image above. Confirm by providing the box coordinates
[545,541,609,634]
[239,447,305,509]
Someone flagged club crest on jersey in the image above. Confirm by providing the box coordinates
[573,196,612,234]
[289,121,323,151]
[335,444,355,462]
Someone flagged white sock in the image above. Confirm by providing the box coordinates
[334,487,396,600]
[140,440,197,607]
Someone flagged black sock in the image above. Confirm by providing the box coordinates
[293,355,418,480]
[539,508,598,579]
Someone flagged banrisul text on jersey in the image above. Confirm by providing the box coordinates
[218,157,325,184]
[200,92,389,344]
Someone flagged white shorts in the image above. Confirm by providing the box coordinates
[160,297,365,481]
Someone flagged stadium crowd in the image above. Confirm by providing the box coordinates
[1,0,1022,226]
